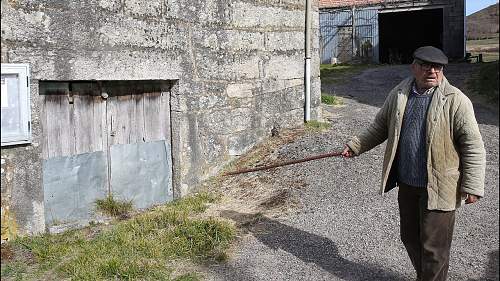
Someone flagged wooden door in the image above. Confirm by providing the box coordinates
[41,81,173,229]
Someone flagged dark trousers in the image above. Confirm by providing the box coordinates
[398,182,456,281]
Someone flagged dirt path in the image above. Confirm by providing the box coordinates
[201,63,499,281]
[324,63,498,125]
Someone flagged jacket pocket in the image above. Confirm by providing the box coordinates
[432,168,460,206]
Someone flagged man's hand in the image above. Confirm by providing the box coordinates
[342,145,355,158]
[462,193,480,204]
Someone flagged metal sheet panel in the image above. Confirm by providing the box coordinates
[43,151,107,227]
[354,8,379,63]
[110,140,173,210]
[320,9,353,63]
[320,7,379,63]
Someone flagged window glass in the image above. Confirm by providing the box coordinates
[1,63,31,146]
[1,74,22,138]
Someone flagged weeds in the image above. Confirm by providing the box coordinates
[3,193,235,280]
[1,261,28,280]
[321,94,344,105]
[95,196,133,218]
[305,120,331,131]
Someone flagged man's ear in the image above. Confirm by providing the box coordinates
[410,63,418,75]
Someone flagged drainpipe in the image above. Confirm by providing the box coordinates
[463,0,466,58]
[352,5,356,59]
[304,0,312,122]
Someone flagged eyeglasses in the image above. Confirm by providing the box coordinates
[417,62,444,72]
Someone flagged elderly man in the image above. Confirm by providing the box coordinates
[342,46,486,281]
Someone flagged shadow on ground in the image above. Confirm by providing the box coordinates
[222,210,408,281]
[466,250,499,281]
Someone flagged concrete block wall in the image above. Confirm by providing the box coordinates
[0,0,321,238]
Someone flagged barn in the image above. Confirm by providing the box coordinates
[319,0,466,64]
[1,0,321,239]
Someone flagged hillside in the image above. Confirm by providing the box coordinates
[467,3,499,39]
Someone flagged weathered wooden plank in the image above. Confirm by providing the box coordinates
[127,95,138,144]
[68,95,76,156]
[160,91,171,141]
[116,95,132,145]
[74,95,93,154]
[44,95,73,158]
[107,95,132,146]
[41,95,49,160]
[43,94,107,158]
[144,92,162,142]
[92,96,104,152]
[106,96,118,147]
[102,97,111,195]
[44,95,60,158]
[134,93,146,143]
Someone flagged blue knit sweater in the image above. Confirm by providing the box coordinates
[396,84,435,188]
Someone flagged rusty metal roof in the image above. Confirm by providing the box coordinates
[319,0,384,9]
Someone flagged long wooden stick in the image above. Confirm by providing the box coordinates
[223,151,343,176]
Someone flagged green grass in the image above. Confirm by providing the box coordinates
[467,35,499,47]
[466,36,499,63]
[95,196,133,218]
[305,120,331,131]
[2,192,235,281]
[320,63,378,84]
[321,94,344,105]
[469,61,499,105]
[1,261,29,281]
[478,52,499,62]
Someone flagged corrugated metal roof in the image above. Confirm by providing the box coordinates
[319,0,384,9]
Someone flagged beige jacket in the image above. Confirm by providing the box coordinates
[347,76,486,211]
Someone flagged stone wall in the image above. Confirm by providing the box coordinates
[0,0,321,238]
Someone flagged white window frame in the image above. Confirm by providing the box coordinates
[1,63,32,146]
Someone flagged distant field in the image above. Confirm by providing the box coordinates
[467,36,499,45]
[466,34,499,62]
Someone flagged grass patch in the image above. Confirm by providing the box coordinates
[305,120,331,131]
[95,196,133,218]
[2,192,234,281]
[466,37,499,63]
[468,61,499,105]
[320,63,378,84]
[467,36,499,47]
[321,94,344,105]
[1,260,29,280]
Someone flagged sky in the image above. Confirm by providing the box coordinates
[466,0,499,15]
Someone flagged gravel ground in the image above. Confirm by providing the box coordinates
[203,63,499,281]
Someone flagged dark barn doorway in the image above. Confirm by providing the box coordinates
[378,8,443,64]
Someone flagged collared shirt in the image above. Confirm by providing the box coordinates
[411,83,436,96]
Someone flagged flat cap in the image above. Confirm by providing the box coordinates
[413,46,448,65]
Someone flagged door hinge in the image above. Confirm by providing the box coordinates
[26,76,29,87]
[28,121,31,132]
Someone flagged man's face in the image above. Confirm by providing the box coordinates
[411,60,444,90]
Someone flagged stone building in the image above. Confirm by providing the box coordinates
[319,0,466,64]
[0,0,321,239]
